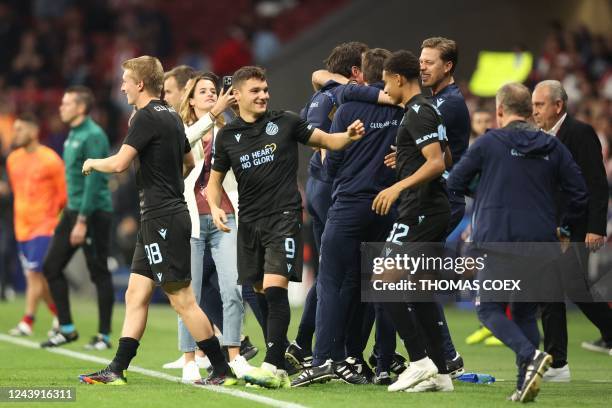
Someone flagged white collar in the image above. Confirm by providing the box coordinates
[546,113,567,136]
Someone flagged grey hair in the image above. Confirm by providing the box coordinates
[496,82,532,118]
[535,80,568,110]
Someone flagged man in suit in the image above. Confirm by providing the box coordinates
[532,79,612,382]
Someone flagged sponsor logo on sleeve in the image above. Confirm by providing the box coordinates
[415,132,439,144]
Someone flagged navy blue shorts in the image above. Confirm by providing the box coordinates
[18,236,52,272]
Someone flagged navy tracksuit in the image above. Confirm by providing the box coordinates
[297,81,380,353]
[430,84,471,361]
[312,83,402,367]
[447,120,588,389]
[431,83,471,236]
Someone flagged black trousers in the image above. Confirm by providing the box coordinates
[43,209,114,334]
[541,245,612,367]
[381,212,451,374]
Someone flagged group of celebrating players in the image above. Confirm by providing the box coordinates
[6,34,610,404]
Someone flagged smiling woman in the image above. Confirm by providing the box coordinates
[165,69,251,383]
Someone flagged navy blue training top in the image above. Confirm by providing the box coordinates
[301,80,380,183]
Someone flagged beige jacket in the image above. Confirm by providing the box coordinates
[183,113,238,238]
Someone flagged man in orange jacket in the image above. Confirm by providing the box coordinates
[6,113,66,337]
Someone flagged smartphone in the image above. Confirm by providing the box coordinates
[222,76,232,93]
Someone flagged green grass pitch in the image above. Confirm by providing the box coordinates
[0,295,610,407]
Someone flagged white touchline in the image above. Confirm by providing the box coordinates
[0,334,308,408]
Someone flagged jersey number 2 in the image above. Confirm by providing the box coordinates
[386,223,409,244]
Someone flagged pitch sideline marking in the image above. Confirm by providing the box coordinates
[0,334,308,408]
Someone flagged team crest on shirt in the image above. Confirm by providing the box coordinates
[266,122,279,136]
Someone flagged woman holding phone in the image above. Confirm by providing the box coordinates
[167,72,253,382]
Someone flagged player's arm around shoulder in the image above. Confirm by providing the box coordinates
[311,69,348,90]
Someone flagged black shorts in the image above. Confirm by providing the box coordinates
[237,210,303,285]
[383,211,451,262]
[381,211,451,302]
[131,210,191,286]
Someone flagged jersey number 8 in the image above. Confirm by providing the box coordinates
[144,243,163,265]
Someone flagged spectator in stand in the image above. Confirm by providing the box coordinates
[0,3,22,73]
[252,17,281,65]
[469,108,494,144]
[109,33,138,114]
[62,28,90,86]
[212,25,253,76]
[177,40,211,72]
[11,31,46,86]
[136,0,172,58]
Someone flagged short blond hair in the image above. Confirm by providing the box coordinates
[122,56,164,97]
